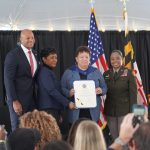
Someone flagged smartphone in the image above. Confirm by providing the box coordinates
[132,104,145,116]
[132,104,145,127]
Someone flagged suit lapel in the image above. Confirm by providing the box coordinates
[32,49,39,75]
[18,46,32,76]
[32,50,38,62]
[18,46,40,77]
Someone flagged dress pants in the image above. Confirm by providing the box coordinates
[106,115,125,140]
[7,100,19,131]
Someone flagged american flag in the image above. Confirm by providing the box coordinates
[88,8,108,128]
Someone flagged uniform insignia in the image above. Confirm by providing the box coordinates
[105,74,110,79]
[121,69,128,76]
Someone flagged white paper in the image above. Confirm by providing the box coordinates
[73,80,97,108]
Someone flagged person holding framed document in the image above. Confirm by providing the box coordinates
[61,46,107,124]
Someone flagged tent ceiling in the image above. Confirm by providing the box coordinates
[0,0,149,31]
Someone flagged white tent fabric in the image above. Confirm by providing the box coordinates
[0,0,149,31]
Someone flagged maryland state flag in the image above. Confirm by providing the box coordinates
[123,11,147,109]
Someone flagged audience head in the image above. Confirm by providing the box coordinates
[67,118,89,146]
[8,128,41,150]
[75,46,91,70]
[20,29,35,49]
[0,125,7,140]
[129,122,150,150]
[19,110,61,149]
[40,48,57,68]
[43,140,73,150]
[110,50,123,70]
[74,120,106,150]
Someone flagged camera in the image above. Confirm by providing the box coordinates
[132,104,145,127]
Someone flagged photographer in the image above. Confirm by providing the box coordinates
[109,112,149,150]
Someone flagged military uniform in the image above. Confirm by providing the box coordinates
[103,66,137,139]
[104,66,137,116]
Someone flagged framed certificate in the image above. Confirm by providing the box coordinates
[73,80,97,108]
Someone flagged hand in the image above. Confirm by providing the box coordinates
[0,125,7,140]
[68,102,76,109]
[95,87,102,95]
[69,88,75,97]
[144,110,149,122]
[119,113,139,144]
[13,100,23,116]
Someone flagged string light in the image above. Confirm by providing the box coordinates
[12,25,18,31]
[118,28,122,32]
[67,26,71,32]
[101,27,105,32]
[49,27,54,31]
[0,15,149,31]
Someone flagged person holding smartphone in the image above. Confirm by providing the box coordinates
[109,113,149,150]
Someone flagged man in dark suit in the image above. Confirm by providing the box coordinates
[4,29,38,131]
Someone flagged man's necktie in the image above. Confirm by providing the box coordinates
[114,71,118,80]
[28,50,34,76]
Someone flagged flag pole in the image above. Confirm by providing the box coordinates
[120,0,133,66]
[121,0,128,36]
[89,0,99,29]
[89,0,94,9]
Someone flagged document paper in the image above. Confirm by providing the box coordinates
[73,80,97,108]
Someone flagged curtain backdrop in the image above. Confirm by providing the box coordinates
[0,31,150,106]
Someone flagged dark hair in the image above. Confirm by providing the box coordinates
[8,128,41,150]
[40,48,57,59]
[67,118,89,147]
[111,50,123,58]
[132,122,150,150]
[43,140,73,150]
[75,46,91,57]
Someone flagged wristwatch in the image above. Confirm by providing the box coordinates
[114,137,126,146]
